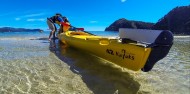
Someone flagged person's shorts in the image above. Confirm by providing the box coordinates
[47,19,56,31]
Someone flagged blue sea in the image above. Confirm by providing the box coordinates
[0,31,189,94]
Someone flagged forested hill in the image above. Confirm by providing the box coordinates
[152,5,190,35]
[105,5,190,35]
[105,18,154,31]
[0,27,41,32]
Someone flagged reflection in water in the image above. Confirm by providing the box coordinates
[50,39,141,94]
[50,36,190,94]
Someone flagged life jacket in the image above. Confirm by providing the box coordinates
[61,22,70,32]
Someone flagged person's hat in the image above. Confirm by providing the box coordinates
[55,13,62,16]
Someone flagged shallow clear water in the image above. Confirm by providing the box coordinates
[0,31,189,94]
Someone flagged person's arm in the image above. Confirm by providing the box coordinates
[57,16,63,22]
[55,17,63,26]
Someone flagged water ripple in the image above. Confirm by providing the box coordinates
[0,36,189,94]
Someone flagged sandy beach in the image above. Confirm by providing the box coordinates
[0,32,189,94]
[0,38,93,94]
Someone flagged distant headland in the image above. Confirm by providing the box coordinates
[0,27,43,32]
[105,5,190,35]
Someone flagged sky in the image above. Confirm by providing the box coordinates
[0,0,189,31]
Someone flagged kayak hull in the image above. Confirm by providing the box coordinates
[58,31,152,71]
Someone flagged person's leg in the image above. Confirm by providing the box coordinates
[47,19,55,40]
[49,31,55,41]
[52,30,56,40]
[58,25,63,34]
[52,24,57,40]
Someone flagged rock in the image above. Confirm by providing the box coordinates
[105,18,154,31]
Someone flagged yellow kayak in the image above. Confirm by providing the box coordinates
[58,29,173,72]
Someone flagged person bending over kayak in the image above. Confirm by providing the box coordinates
[47,13,64,41]
[59,18,71,33]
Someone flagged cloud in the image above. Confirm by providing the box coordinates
[90,21,98,23]
[14,13,45,22]
[121,0,126,3]
[23,13,44,17]
[27,18,45,22]
[15,18,21,21]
